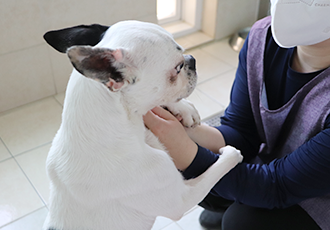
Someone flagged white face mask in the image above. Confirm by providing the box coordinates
[270,0,330,48]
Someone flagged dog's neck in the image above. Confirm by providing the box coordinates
[60,74,146,153]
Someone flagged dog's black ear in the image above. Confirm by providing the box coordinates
[67,46,128,91]
[43,24,109,53]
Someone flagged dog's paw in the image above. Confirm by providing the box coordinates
[219,145,243,165]
[163,99,201,128]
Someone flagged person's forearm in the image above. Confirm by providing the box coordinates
[186,124,226,153]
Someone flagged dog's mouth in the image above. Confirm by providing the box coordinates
[182,74,197,100]
[181,55,197,99]
[174,82,196,102]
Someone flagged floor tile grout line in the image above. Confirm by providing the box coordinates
[12,141,53,158]
[155,221,174,230]
[199,41,240,67]
[0,206,46,229]
[0,42,46,57]
[173,222,184,230]
[189,36,232,51]
[195,88,226,108]
[193,43,239,68]
[53,94,64,108]
[0,138,52,164]
[182,205,199,216]
[0,137,14,156]
[0,157,12,164]
[160,222,184,230]
[7,141,54,208]
[196,68,236,86]
[9,142,54,207]
[202,50,239,68]
[0,137,14,163]
[11,155,48,207]
[0,93,63,117]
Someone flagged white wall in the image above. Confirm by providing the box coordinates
[258,0,270,19]
[0,0,157,113]
[214,0,260,39]
[202,0,260,40]
[0,0,264,113]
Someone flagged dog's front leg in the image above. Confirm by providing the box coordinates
[122,146,242,221]
[164,146,243,219]
[163,98,200,128]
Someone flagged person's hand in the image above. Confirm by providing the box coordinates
[143,106,198,171]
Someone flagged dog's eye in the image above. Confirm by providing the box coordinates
[176,63,184,74]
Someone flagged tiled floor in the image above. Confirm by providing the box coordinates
[0,38,238,230]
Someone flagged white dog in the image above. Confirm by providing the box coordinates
[43,21,243,230]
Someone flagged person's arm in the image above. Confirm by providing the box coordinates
[144,107,198,171]
[210,123,330,209]
[183,106,330,209]
[186,124,226,153]
[183,118,330,209]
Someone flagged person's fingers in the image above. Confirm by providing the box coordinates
[151,106,177,121]
[143,110,163,130]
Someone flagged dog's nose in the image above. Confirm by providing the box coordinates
[187,55,196,71]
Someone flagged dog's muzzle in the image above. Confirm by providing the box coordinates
[186,55,196,71]
[179,54,197,100]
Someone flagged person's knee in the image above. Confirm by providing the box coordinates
[221,202,321,230]
[221,203,247,230]
[198,193,233,212]
[221,202,266,230]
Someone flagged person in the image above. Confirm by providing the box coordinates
[143,1,330,229]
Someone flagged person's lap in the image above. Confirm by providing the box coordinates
[199,194,321,230]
